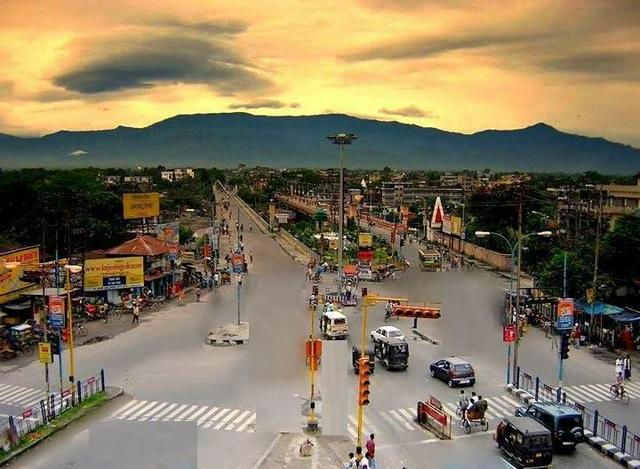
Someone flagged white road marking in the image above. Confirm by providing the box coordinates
[235,412,256,432]
[389,409,414,431]
[214,409,239,430]
[117,400,148,419]
[226,410,251,431]
[139,402,168,422]
[128,401,158,420]
[203,408,229,428]
[151,403,178,421]
[174,404,199,421]
[377,410,404,432]
[196,407,219,426]
[163,404,188,421]
[110,399,139,417]
[186,406,209,421]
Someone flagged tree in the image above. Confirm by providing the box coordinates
[312,209,328,233]
[601,214,640,290]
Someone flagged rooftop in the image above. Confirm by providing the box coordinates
[106,235,172,257]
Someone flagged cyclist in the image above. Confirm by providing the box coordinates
[614,371,625,397]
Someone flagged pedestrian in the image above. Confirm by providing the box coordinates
[344,452,356,469]
[616,356,624,376]
[132,301,140,325]
[624,354,632,381]
[249,224,253,232]
[240,241,245,252]
[306,267,313,281]
[236,273,243,286]
[572,324,581,348]
[195,287,201,302]
[249,249,254,263]
[345,282,352,302]
[240,233,244,242]
[240,224,244,232]
[365,433,376,469]
[208,277,213,292]
[213,271,220,288]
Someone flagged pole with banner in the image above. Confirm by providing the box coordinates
[556,298,574,394]
[38,341,53,416]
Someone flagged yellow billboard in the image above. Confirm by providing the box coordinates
[0,246,40,304]
[450,216,463,236]
[358,233,373,248]
[123,193,160,219]
[84,257,144,291]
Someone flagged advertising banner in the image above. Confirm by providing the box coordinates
[442,215,452,235]
[0,246,40,304]
[430,196,444,228]
[556,298,575,330]
[503,325,516,342]
[231,254,245,273]
[276,212,289,224]
[156,222,179,251]
[358,233,373,248]
[83,257,144,291]
[123,193,160,219]
[450,216,463,236]
[48,295,66,329]
[357,250,374,261]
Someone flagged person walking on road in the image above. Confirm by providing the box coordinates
[344,452,356,468]
[616,356,624,376]
[249,249,254,263]
[306,267,313,282]
[365,433,376,469]
[208,277,213,292]
[132,301,140,325]
[624,354,632,381]
[236,273,243,286]
[195,287,201,302]
[249,224,253,232]
[213,271,220,288]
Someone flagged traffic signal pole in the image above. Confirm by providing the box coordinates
[356,296,369,450]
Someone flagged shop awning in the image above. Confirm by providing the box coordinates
[575,299,625,316]
[611,311,640,323]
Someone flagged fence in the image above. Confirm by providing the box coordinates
[0,369,106,444]
[514,367,640,460]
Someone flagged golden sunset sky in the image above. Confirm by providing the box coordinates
[1,0,638,145]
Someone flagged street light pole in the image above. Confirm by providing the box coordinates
[64,264,82,403]
[327,134,357,269]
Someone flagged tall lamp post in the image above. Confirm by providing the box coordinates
[64,264,82,402]
[475,230,552,384]
[326,134,357,269]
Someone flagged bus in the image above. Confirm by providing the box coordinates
[419,249,442,271]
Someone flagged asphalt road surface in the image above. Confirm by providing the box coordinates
[0,200,636,468]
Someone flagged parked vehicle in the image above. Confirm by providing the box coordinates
[374,338,409,370]
[352,346,375,374]
[319,309,348,339]
[10,324,35,354]
[429,357,476,387]
[370,325,405,343]
[496,416,554,468]
[514,402,584,450]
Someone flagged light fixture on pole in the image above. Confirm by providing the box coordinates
[326,133,357,269]
[63,264,82,402]
[474,230,552,384]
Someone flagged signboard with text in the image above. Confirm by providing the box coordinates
[48,295,66,329]
[358,233,373,248]
[0,246,40,304]
[123,192,160,219]
[231,254,245,273]
[503,325,516,342]
[556,298,575,330]
[38,342,53,364]
[156,222,179,252]
[84,257,144,291]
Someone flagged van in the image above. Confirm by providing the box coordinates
[319,310,348,339]
[496,416,553,468]
[515,402,584,450]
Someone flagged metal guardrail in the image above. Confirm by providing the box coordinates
[0,370,106,444]
[515,367,640,459]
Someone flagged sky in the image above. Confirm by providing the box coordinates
[0,0,638,146]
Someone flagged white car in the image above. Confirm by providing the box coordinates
[370,326,405,344]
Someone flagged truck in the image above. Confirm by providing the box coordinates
[374,337,409,370]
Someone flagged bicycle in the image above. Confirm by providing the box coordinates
[609,383,630,404]
[74,321,88,338]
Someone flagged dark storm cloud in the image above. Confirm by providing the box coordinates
[538,50,640,82]
[145,17,248,35]
[54,35,271,94]
[228,99,300,109]
[379,105,434,118]
[344,31,539,62]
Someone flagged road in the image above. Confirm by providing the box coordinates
[0,197,635,468]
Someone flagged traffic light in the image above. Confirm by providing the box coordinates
[358,357,371,406]
[391,305,441,319]
[50,335,61,356]
[560,333,570,360]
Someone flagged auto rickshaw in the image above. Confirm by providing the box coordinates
[10,324,35,354]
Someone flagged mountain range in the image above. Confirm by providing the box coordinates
[0,113,637,173]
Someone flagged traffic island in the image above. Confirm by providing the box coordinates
[0,385,123,466]
[254,433,351,468]
[206,321,249,346]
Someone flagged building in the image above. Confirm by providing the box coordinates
[161,168,195,182]
[123,175,151,185]
[439,173,475,192]
[381,181,463,208]
[104,175,122,186]
[601,173,640,221]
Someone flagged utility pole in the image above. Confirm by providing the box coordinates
[512,189,523,382]
[327,134,357,269]
[593,187,603,344]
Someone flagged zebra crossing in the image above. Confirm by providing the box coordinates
[563,381,640,404]
[347,394,522,439]
[107,399,256,433]
[0,383,47,410]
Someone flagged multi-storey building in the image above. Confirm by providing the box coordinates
[161,168,195,182]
